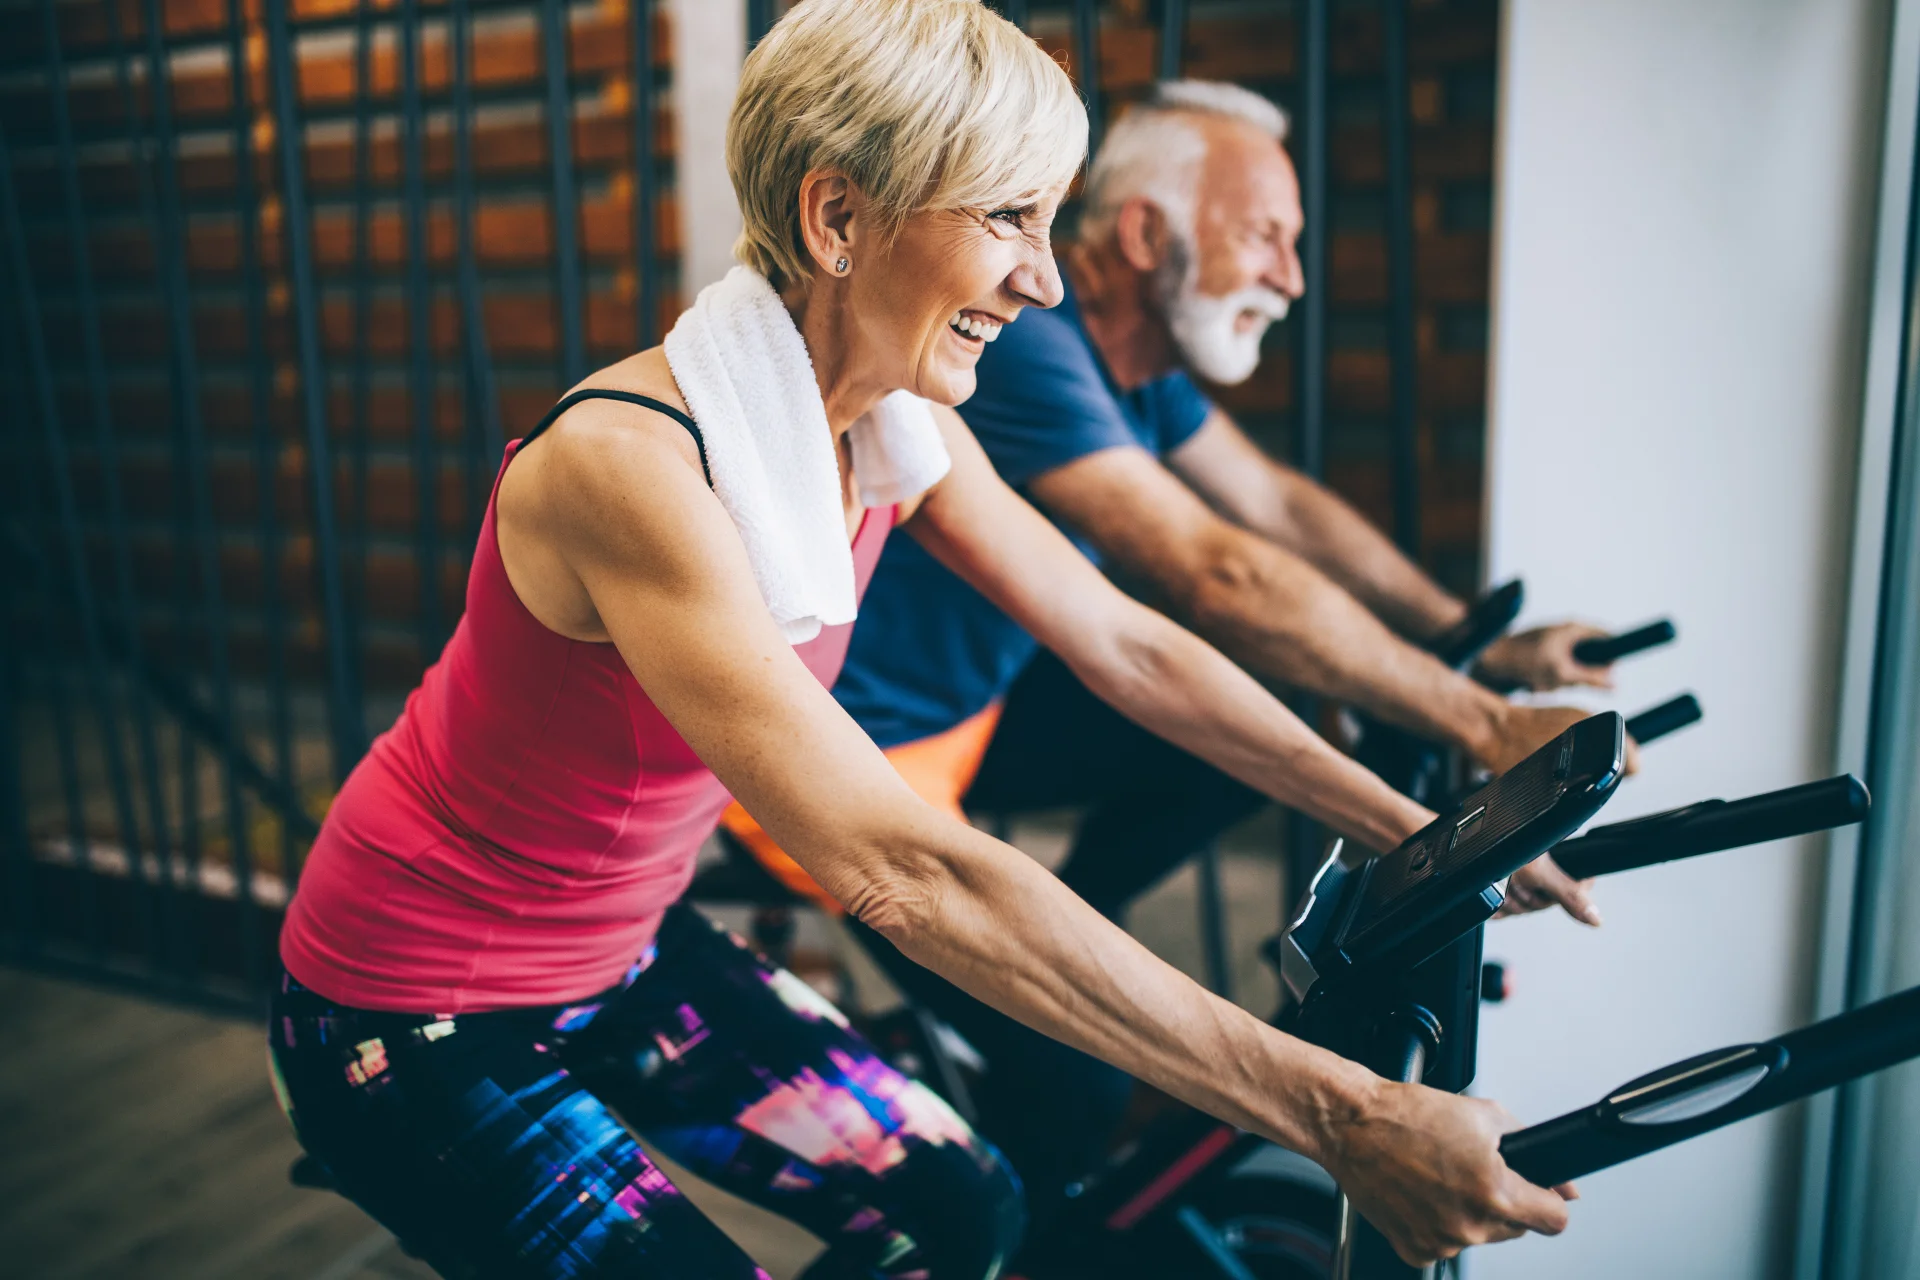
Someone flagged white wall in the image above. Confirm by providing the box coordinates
[668,0,745,296]
[1477,2,1887,1276]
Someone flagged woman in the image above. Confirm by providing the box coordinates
[270,3,1575,1277]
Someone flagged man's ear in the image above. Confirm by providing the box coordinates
[1113,196,1174,274]
[797,169,863,275]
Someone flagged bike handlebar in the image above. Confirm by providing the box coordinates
[1501,985,1920,1187]
[1623,693,1702,744]
[1431,580,1525,670]
[1572,620,1677,667]
[1551,774,1869,880]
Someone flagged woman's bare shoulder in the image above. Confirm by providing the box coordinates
[502,348,711,539]
[566,347,693,418]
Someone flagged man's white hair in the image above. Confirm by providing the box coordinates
[1080,80,1290,241]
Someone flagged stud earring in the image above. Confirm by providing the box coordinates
[835,256,851,275]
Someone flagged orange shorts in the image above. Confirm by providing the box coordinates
[718,703,1004,914]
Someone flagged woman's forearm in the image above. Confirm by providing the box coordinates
[853,816,1379,1163]
[1061,606,1432,853]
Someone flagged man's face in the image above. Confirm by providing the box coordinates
[1153,116,1305,385]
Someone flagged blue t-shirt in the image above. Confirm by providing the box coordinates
[833,278,1214,746]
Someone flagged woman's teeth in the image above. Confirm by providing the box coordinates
[948,311,1001,343]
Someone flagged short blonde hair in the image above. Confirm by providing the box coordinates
[728,0,1087,288]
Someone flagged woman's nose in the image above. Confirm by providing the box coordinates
[1011,248,1065,310]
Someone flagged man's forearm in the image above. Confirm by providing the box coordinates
[1252,467,1465,641]
[1175,526,1511,761]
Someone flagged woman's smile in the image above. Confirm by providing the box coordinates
[947,309,1006,346]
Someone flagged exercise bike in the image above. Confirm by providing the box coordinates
[1000,725,1871,1280]
[1268,716,1900,1280]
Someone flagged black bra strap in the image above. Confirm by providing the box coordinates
[520,389,712,487]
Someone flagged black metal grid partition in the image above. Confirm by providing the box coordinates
[0,0,673,1008]
[0,0,1492,1010]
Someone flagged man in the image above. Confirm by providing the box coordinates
[724,80,1621,1217]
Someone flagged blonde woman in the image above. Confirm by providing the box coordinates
[268,2,1573,1276]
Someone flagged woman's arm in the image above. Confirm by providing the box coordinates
[517,407,1570,1267]
[909,407,1434,854]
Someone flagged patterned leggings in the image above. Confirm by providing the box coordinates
[268,904,1024,1279]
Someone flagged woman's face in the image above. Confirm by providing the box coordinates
[848,190,1067,405]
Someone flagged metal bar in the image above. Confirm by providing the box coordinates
[1075,0,1103,158]
[228,0,300,890]
[350,0,374,708]
[141,0,261,990]
[0,523,36,955]
[541,0,587,385]
[746,0,776,51]
[1297,0,1329,483]
[1,126,121,966]
[401,0,442,657]
[39,0,176,975]
[1158,0,1186,82]
[1822,86,1920,1280]
[0,304,31,957]
[453,0,504,542]
[1381,0,1419,558]
[1288,0,1332,900]
[1798,1,1920,1271]
[629,0,658,351]
[102,0,195,971]
[268,0,368,784]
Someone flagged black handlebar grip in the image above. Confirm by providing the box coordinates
[1501,985,1920,1187]
[1623,693,1702,743]
[1553,774,1869,879]
[1430,579,1525,671]
[1572,620,1677,667]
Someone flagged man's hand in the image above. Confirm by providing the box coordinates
[1479,623,1615,693]
[1319,1078,1576,1266]
[1477,703,1642,778]
[1499,855,1601,926]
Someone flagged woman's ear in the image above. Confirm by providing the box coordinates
[797,170,863,276]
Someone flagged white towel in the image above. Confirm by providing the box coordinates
[663,267,951,643]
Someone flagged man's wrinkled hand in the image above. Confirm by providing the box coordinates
[1478,703,1640,778]
[1479,623,1614,693]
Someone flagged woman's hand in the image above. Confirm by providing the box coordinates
[1499,855,1601,926]
[1319,1078,1576,1266]
[1479,623,1615,693]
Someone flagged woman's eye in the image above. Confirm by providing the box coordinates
[988,208,1028,228]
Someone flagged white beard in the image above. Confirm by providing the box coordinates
[1155,241,1291,386]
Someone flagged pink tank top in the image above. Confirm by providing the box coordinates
[281,400,894,1013]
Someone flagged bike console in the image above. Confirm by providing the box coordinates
[1281,712,1626,1004]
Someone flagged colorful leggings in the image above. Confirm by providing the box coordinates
[268,904,1024,1280]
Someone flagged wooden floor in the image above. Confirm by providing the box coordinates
[0,839,1286,1279]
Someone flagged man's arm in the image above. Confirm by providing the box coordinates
[1170,408,1462,636]
[1169,410,1615,691]
[1024,440,1595,773]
